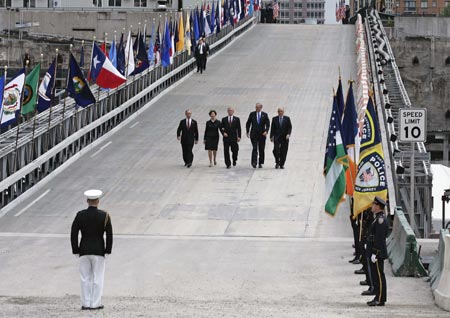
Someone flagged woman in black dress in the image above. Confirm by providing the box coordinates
[204,110,220,167]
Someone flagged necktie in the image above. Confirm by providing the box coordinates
[279,117,282,125]
[229,116,232,125]
[257,112,260,124]
[187,119,190,129]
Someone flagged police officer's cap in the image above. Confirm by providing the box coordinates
[373,196,386,208]
[84,189,103,200]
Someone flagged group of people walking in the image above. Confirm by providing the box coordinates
[349,196,389,306]
[176,103,292,169]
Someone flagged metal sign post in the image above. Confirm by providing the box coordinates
[399,108,427,233]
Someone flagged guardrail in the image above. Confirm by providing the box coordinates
[429,229,449,291]
[365,9,432,237]
[0,16,256,210]
[387,206,427,277]
[434,233,450,311]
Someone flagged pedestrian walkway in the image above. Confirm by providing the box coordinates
[0,24,444,317]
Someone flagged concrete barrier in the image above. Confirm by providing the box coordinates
[429,229,449,291]
[387,207,427,277]
[434,234,450,311]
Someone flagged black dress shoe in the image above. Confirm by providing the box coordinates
[81,306,90,310]
[187,163,192,168]
[354,268,365,275]
[233,160,236,166]
[275,164,279,169]
[352,259,362,265]
[367,300,384,306]
[91,305,104,310]
[227,165,231,169]
[280,165,284,169]
[348,257,357,263]
[362,289,375,296]
[252,164,257,168]
[258,164,263,168]
[360,280,369,286]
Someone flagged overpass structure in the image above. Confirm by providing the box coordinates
[0,11,443,317]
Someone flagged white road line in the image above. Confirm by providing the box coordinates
[130,121,140,129]
[14,189,51,217]
[90,141,112,158]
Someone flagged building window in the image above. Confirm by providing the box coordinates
[432,0,437,6]
[109,0,121,6]
[421,0,428,8]
[405,0,416,10]
[134,0,147,6]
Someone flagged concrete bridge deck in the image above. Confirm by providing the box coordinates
[0,24,444,317]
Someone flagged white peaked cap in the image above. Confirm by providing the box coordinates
[84,189,103,200]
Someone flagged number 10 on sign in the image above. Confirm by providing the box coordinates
[399,108,427,143]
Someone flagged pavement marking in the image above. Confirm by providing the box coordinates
[130,121,140,129]
[90,141,112,158]
[13,189,51,217]
[0,231,354,243]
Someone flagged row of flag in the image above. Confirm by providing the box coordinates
[0,3,260,130]
[335,0,347,22]
[324,77,387,217]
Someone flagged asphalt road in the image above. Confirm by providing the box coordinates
[0,24,444,317]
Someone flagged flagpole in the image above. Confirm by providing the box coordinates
[13,60,29,173]
[60,44,72,139]
[125,25,132,78]
[0,66,7,130]
[30,54,43,162]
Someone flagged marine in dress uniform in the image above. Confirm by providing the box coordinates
[177,110,199,168]
[367,196,388,306]
[270,107,292,169]
[246,103,270,168]
[71,190,113,310]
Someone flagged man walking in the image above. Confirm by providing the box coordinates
[270,107,292,169]
[177,109,199,168]
[195,38,209,74]
[71,189,113,311]
[220,107,242,169]
[367,196,388,306]
[246,103,270,168]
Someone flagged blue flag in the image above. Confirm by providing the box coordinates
[148,22,155,65]
[0,74,6,123]
[194,9,200,42]
[37,59,56,113]
[117,33,126,76]
[162,20,171,67]
[66,53,96,108]
[215,1,221,33]
[131,31,150,75]
[249,0,254,15]
[109,39,117,69]
[211,1,215,33]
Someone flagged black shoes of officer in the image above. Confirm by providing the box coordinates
[252,164,257,168]
[233,160,237,166]
[352,259,362,265]
[354,268,365,274]
[227,165,231,169]
[91,305,105,310]
[360,280,369,286]
[280,165,284,169]
[276,164,279,169]
[367,300,384,306]
[81,306,90,310]
[362,289,376,296]
[348,256,357,263]
[187,163,192,168]
[258,164,263,168]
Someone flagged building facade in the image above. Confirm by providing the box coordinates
[395,0,449,15]
[277,0,325,24]
[0,0,165,8]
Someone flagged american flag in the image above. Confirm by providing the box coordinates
[335,0,346,22]
[273,0,279,19]
[154,22,161,65]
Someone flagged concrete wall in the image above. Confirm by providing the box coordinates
[394,17,450,40]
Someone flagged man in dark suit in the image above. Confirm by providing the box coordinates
[71,189,113,311]
[246,103,270,168]
[177,109,199,168]
[220,107,242,169]
[194,38,209,74]
[270,107,292,169]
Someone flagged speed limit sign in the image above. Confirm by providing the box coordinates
[399,108,427,142]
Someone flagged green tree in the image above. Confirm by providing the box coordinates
[443,4,450,16]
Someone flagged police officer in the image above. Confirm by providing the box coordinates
[360,207,375,296]
[367,196,388,306]
[71,189,113,310]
